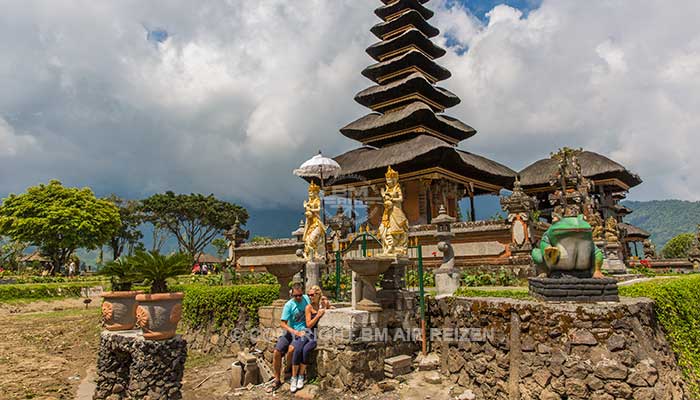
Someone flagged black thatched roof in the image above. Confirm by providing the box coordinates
[381,0,428,4]
[519,151,642,189]
[354,72,460,113]
[371,9,439,39]
[619,222,651,240]
[362,50,451,84]
[375,0,434,21]
[330,135,515,193]
[340,102,476,147]
[367,29,446,61]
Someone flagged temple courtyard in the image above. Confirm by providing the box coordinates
[1,1,699,400]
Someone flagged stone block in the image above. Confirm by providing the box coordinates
[230,362,243,389]
[417,352,440,371]
[384,354,412,369]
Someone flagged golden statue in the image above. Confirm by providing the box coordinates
[379,167,409,256]
[604,216,619,242]
[589,211,604,241]
[303,182,326,260]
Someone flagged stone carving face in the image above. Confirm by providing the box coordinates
[102,301,113,322]
[136,305,150,329]
[170,304,182,324]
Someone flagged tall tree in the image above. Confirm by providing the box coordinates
[104,195,144,260]
[211,237,228,260]
[661,233,695,259]
[0,237,29,272]
[0,181,121,274]
[141,192,247,260]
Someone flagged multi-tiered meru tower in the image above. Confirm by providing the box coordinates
[327,0,516,227]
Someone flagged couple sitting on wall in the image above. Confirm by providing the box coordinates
[267,282,331,393]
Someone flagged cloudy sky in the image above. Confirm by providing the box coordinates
[1,0,700,213]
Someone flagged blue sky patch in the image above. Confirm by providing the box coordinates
[146,28,169,44]
[442,0,542,54]
[457,0,542,22]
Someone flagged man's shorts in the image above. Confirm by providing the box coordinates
[274,332,294,355]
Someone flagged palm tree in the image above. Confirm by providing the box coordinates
[129,250,191,293]
[99,257,139,291]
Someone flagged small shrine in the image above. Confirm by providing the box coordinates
[529,149,619,302]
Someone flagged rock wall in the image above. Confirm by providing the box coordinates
[182,306,253,354]
[428,297,688,400]
[94,331,187,400]
[253,338,418,391]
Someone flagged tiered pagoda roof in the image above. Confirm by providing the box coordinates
[329,0,515,196]
[340,0,476,147]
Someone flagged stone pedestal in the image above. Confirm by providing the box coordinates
[264,261,305,307]
[603,241,627,275]
[434,268,461,297]
[305,261,323,288]
[351,271,361,309]
[345,256,394,312]
[529,277,619,302]
[378,258,412,311]
[94,330,187,400]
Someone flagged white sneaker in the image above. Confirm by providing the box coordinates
[290,376,298,393]
[298,375,305,389]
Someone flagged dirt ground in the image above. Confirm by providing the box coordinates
[0,299,102,400]
[0,298,458,400]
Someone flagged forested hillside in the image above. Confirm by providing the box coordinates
[623,200,700,248]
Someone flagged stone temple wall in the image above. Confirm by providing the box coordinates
[428,297,688,400]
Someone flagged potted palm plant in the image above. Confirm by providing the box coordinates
[132,250,191,340]
[100,258,141,331]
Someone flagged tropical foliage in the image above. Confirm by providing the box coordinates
[130,250,191,293]
[99,257,139,291]
[620,275,700,397]
[104,195,144,260]
[0,282,103,301]
[0,181,121,274]
[141,192,248,259]
[661,233,695,259]
[176,284,278,329]
[623,200,700,248]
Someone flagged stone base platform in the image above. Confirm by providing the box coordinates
[256,304,421,391]
[428,296,688,399]
[94,330,187,400]
[529,277,619,302]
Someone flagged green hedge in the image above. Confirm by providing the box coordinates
[620,275,700,396]
[453,287,531,299]
[175,284,279,330]
[0,282,103,301]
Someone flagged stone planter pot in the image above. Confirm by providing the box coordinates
[102,291,141,331]
[135,293,184,340]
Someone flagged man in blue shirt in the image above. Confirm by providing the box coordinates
[268,282,309,393]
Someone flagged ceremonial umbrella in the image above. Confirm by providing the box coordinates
[293,151,342,224]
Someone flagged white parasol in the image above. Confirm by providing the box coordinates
[293,151,342,223]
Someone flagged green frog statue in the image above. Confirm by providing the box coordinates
[532,214,604,278]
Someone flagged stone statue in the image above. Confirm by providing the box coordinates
[589,212,604,242]
[643,239,656,259]
[532,214,604,278]
[379,166,409,256]
[604,217,619,242]
[302,182,326,260]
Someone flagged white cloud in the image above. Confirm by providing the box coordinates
[0,117,36,157]
[0,0,699,206]
[433,0,700,201]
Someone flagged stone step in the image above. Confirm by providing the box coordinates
[384,354,412,369]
